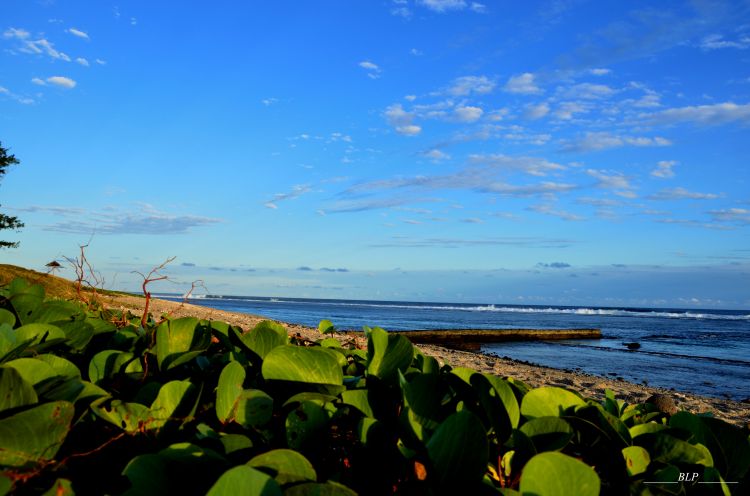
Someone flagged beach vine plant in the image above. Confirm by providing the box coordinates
[0,278,748,495]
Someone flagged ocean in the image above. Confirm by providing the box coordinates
[157,294,750,401]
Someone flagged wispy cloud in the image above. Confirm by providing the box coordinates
[4,28,71,62]
[586,169,634,197]
[45,76,77,89]
[369,235,572,248]
[561,132,671,152]
[21,204,223,235]
[527,204,584,221]
[651,160,677,179]
[417,0,486,13]
[447,75,495,96]
[384,103,422,136]
[76,57,89,66]
[648,187,722,201]
[453,105,483,122]
[66,28,89,40]
[707,208,750,225]
[536,262,571,269]
[264,184,312,209]
[424,149,451,161]
[504,73,542,95]
[699,33,750,50]
[642,102,750,126]
[358,60,381,79]
[523,103,549,120]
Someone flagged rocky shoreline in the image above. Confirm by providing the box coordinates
[101,293,750,427]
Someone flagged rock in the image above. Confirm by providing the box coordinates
[646,394,679,415]
[741,398,750,404]
[623,342,641,350]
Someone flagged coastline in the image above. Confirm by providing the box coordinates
[102,293,750,426]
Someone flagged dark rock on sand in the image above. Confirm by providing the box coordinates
[647,394,679,415]
[623,342,641,350]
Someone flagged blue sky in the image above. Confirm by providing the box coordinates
[1,0,749,308]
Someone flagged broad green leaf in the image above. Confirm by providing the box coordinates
[0,401,74,468]
[8,281,44,326]
[519,452,600,496]
[262,346,343,386]
[318,319,334,334]
[0,366,37,411]
[3,358,56,388]
[155,317,211,370]
[629,422,667,438]
[520,387,585,419]
[91,397,150,434]
[88,350,143,384]
[622,446,650,476]
[220,434,253,455]
[206,466,282,496]
[519,417,574,452]
[340,389,374,418]
[640,432,714,467]
[149,380,198,430]
[29,300,84,324]
[318,337,341,348]
[286,401,328,451]
[15,323,66,346]
[283,392,338,408]
[399,372,443,433]
[56,320,94,350]
[426,410,489,487]
[0,309,15,327]
[235,389,274,428]
[248,449,317,486]
[366,327,413,381]
[241,321,288,359]
[0,323,16,358]
[216,361,245,423]
[472,374,519,442]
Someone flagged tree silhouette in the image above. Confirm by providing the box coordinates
[0,141,24,249]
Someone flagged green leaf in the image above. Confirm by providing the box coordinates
[248,449,317,486]
[206,466,282,496]
[155,317,211,370]
[29,300,84,325]
[241,321,288,359]
[520,387,585,419]
[640,432,714,466]
[8,282,44,326]
[0,309,15,328]
[286,401,328,451]
[0,366,37,411]
[88,350,143,384]
[149,380,198,430]
[262,346,343,386]
[366,327,413,381]
[14,323,66,345]
[216,361,245,423]
[3,358,56,387]
[518,416,574,452]
[35,354,81,379]
[56,320,94,351]
[519,452,600,496]
[426,410,489,487]
[90,397,150,434]
[472,374,519,443]
[622,446,650,476]
[318,319,334,334]
[0,401,74,468]
[235,389,274,428]
[340,389,374,418]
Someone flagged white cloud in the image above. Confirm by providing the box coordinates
[448,75,495,96]
[651,160,677,179]
[0,87,7,94]
[559,83,615,99]
[67,28,89,40]
[31,77,46,86]
[46,76,77,89]
[261,98,278,106]
[554,102,587,120]
[410,48,423,56]
[589,68,611,76]
[470,2,487,13]
[643,102,750,126]
[469,154,566,177]
[562,132,671,152]
[504,73,542,95]
[359,60,381,79]
[528,204,584,221]
[586,169,634,194]
[396,124,422,136]
[3,27,30,39]
[419,0,467,12]
[404,94,417,101]
[385,104,422,135]
[76,57,89,66]
[523,102,549,120]
[648,187,721,200]
[95,58,107,65]
[454,105,483,122]
[699,34,750,50]
[424,149,451,161]
[707,208,750,225]
[264,202,279,210]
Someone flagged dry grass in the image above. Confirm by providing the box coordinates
[0,263,133,300]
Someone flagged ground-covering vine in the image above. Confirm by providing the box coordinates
[0,278,748,495]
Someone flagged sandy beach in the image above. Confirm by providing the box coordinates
[103,293,750,427]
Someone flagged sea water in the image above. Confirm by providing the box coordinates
[157,294,750,401]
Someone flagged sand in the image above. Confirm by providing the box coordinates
[100,293,750,427]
